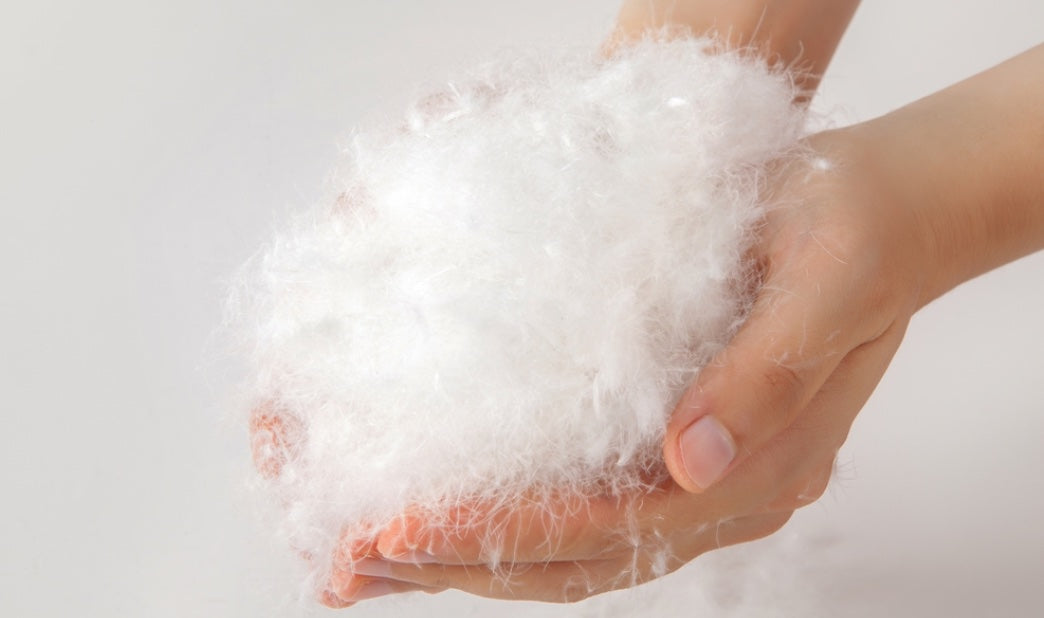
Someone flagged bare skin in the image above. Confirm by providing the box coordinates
[292,2,1044,607]
[608,0,860,92]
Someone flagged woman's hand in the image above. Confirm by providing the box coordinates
[323,42,1044,605]
[663,127,924,496]
[322,126,924,604]
[669,41,1044,498]
[320,1,882,607]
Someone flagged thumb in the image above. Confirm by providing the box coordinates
[663,263,875,493]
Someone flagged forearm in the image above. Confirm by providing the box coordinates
[609,0,861,91]
[857,44,1044,307]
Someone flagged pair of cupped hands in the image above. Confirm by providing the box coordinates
[251,0,1044,595]
[272,118,928,605]
[252,5,1009,603]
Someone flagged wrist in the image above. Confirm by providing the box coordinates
[609,0,860,91]
[856,44,1044,309]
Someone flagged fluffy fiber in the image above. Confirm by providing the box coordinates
[236,37,806,594]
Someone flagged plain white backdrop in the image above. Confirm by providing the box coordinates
[2,1,1042,616]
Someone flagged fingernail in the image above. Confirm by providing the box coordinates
[678,415,736,491]
[347,580,396,602]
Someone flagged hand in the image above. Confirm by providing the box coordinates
[323,126,926,605]
[663,128,923,495]
[666,42,1044,497]
[317,0,872,606]
[328,39,1044,596]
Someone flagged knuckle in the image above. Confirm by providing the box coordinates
[800,465,833,505]
[768,465,832,511]
[790,479,828,509]
[796,476,830,508]
[761,361,804,392]
[858,278,901,330]
[757,362,807,417]
[436,506,491,562]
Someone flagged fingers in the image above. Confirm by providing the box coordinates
[350,316,904,572]
[327,321,907,603]
[366,416,824,570]
[367,316,891,570]
[755,318,908,513]
[374,492,650,566]
[318,588,355,609]
[248,402,302,479]
[663,249,891,493]
[340,511,793,603]
[322,568,441,608]
[326,283,907,606]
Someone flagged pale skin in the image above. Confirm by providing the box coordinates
[270,0,1044,606]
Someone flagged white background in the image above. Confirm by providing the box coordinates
[2,1,1042,616]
